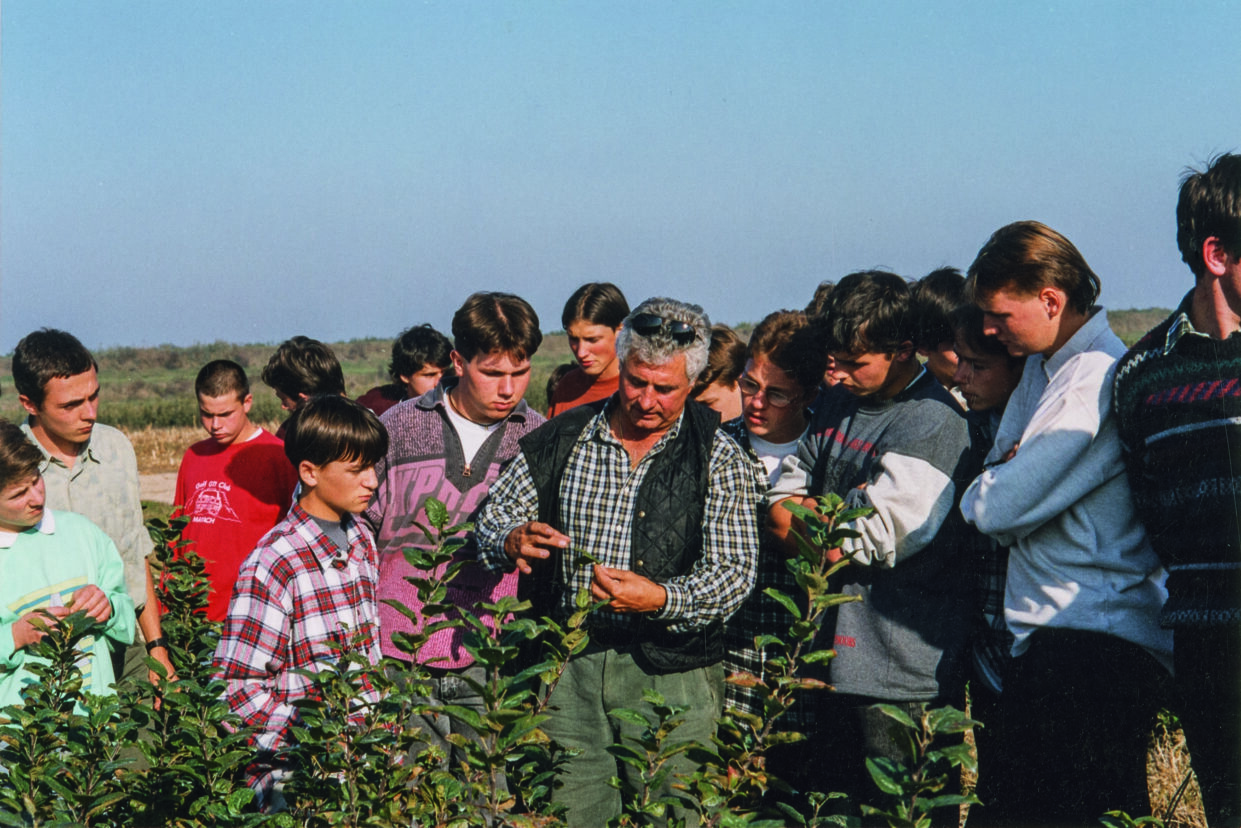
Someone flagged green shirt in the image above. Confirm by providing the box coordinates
[0,510,136,710]
[21,420,152,608]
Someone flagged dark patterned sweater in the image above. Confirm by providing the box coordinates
[1113,291,1241,627]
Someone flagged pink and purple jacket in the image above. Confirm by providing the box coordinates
[362,383,544,668]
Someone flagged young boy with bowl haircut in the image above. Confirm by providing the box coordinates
[767,270,974,813]
[213,395,388,807]
[173,360,298,622]
[0,419,134,709]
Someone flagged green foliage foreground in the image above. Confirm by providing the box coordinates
[0,497,980,828]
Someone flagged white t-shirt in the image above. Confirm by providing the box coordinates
[444,393,503,466]
[747,432,801,488]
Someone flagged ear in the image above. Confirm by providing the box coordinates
[241,394,253,414]
[449,350,467,377]
[893,341,916,362]
[17,395,39,418]
[298,460,320,489]
[1039,287,1065,319]
[1203,236,1230,277]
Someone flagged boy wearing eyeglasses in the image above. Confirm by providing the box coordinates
[767,270,974,816]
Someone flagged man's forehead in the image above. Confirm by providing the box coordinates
[198,392,247,412]
[465,349,530,371]
[40,368,100,402]
[622,352,689,379]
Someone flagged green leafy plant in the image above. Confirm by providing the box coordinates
[859,704,979,828]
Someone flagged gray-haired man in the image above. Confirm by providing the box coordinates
[476,297,761,826]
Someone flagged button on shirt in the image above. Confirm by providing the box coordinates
[21,421,152,608]
[476,403,761,635]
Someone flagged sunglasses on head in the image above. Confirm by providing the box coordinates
[630,313,698,345]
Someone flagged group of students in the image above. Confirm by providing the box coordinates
[1,153,1237,827]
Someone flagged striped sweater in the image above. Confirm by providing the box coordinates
[1114,292,1241,627]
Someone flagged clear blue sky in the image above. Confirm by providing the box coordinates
[3,1,1239,351]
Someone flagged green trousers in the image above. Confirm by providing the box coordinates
[542,647,724,827]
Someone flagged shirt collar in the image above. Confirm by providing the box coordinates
[1043,306,1112,378]
[289,502,362,570]
[20,418,98,469]
[586,396,686,451]
[1159,291,1205,355]
[0,509,56,549]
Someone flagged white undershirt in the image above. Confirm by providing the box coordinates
[747,432,802,488]
[444,392,502,466]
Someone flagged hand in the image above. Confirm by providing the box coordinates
[147,645,178,687]
[503,521,571,575]
[68,584,113,624]
[590,565,667,614]
[11,607,71,650]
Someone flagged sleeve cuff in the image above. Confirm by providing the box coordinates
[655,581,687,621]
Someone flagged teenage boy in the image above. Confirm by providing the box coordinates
[910,267,968,407]
[260,336,347,438]
[948,302,1024,820]
[213,395,387,806]
[961,221,1171,827]
[1113,153,1241,827]
[11,329,166,682]
[0,419,134,709]
[363,293,545,771]
[767,270,974,812]
[357,324,454,416]
[173,361,298,622]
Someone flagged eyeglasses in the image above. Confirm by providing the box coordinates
[738,375,797,408]
[629,313,698,345]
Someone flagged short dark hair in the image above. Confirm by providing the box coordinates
[951,303,1023,364]
[819,270,913,354]
[388,325,453,383]
[12,329,98,408]
[452,292,543,362]
[561,282,630,331]
[911,268,966,350]
[966,221,1101,314]
[283,395,388,469]
[546,362,577,404]
[260,336,346,400]
[196,360,250,399]
[692,324,747,396]
[1177,153,1241,279]
[804,280,836,323]
[747,310,822,394]
[0,419,44,490]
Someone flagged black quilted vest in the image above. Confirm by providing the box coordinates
[517,398,724,673]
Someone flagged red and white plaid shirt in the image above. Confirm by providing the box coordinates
[213,503,382,796]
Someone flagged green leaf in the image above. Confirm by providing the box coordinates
[425,497,449,530]
[864,757,904,795]
[761,588,803,620]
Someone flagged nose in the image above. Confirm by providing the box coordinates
[360,467,378,491]
[951,362,970,386]
[83,398,99,422]
[981,316,1001,337]
[498,374,514,397]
